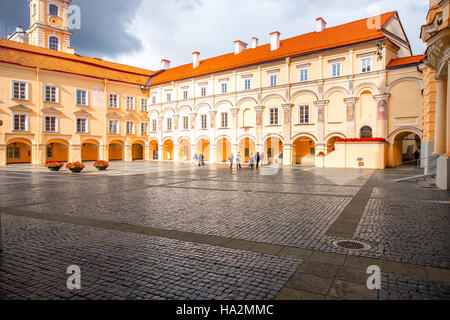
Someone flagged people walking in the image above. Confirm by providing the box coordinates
[249,153,255,168]
[193,153,198,166]
[228,153,234,169]
[278,151,283,164]
[236,152,242,169]
[256,152,260,168]
[260,152,265,167]
[199,153,205,166]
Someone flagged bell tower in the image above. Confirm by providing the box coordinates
[26,0,75,53]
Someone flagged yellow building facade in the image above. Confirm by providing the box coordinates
[0,1,426,171]
[421,0,450,190]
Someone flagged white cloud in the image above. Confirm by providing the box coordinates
[107,0,428,71]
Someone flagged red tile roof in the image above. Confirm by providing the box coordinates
[0,38,153,85]
[151,11,397,85]
[386,54,425,68]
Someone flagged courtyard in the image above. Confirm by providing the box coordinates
[0,162,449,300]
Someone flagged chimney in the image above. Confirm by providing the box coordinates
[316,17,327,32]
[161,59,171,70]
[234,40,248,54]
[251,37,259,49]
[270,31,280,51]
[193,51,200,68]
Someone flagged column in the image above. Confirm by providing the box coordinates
[100,144,109,161]
[209,111,217,163]
[144,145,151,161]
[210,143,216,164]
[282,103,293,166]
[344,97,358,138]
[173,143,179,162]
[434,77,446,154]
[69,144,82,163]
[0,144,6,166]
[32,144,46,165]
[374,94,390,139]
[254,106,265,154]
[314,100,328,154]
[125,144,133,162]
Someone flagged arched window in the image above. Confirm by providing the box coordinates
[49,36,59,51]
[49,4,59,16]
[243,108,251,127]
[360,126,373,138]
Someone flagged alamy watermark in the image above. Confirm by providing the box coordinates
[68,5,82,30]
[67,265,81,290]
[366,265,381,290]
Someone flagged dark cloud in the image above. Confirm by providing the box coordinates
[0,0,144,58]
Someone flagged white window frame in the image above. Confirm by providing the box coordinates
[270,74,278,87]
[298,105,310,124]
[166,93,171,102]
[299,68,309,82]
[11,81,29,100]
[152,119,157,132]
[48,3,59,16]
[244,79,251,91]
[126,96,135,110]
[109,93,119,109]
[140,122,148,135]
[221,112,228,128]
[269,107,279,125]
[166,117,172,131]
[12,113,29,132]
[44,85,59,103]
[331,62,342,78]
[182,116,189,130]
[43,115,59,133]
[201,87,207,97]
[75,117,89,133]
[183,90,188,100]
[126,121,135,135]
[141,98,148,111]
[108,120,120,134]
[201,114,208,129]
[76,89,88,106]
[221,82,227,94]
[360,57,373,73]
[48,35,60,51]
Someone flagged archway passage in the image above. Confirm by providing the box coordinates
[327,136,341,154]
[239,138,255,163]
[163,139,174,161]
[81,140,99,162]
[132,143,144,160]
[217,138,232,163]
[179,139,191,161]
[46,139,68,163]
[197,138,210,162]
[392,132,421,167]
[292,137,315,165]
[265,137,283,164]
[7,139,32,164]
[149,140,159,160]
[109,141,124,161]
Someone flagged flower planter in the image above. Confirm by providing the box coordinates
[69,167,84,173]
[48,166,62,172]
[95,166,108,171]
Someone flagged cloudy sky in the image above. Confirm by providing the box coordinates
[0,0,428,71]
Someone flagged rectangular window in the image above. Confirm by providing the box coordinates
[44,116,58,132]
[270,74,278,87]
[221,83,227,94]
[141,98,148,111]
[244,79,251,91]
[201,87,207,97]
[299,68,309,82]
[12,81,28,100]
[221,112,228,128]
[7,146,20,160]
[44,85,58,103]
[269,107,279,125]
[76,89,88,106]
[151,96,156,104]
[183,116,189,130]
[167,118,172,131]
[126,96,135,110]
[109,94,119,109]
[201,114,207,129]
[183,90,188,100]
[166,93,171,102]
[152,119,157,132]
[298,105,310,124]
[46,146,53,159]
[76,118,88,133]
[141,122,148,135]
[361,58,372,73]
[108,120,119,134]
[332,63,342,77]
[126,121,135,135]
[13,114,27,131]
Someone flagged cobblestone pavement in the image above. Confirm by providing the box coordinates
[0,162,449,300]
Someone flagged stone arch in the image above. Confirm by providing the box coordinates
[237,97,258,107]
[216,136,232,163]
[358,124,375,138]
[263,133,286,144]
[195,135,211,144]
[387,77,423,93]
[162,107,175,117]
[195,102,212,113]
[81,139,100,162]
[291,133,318,144]
[353,82,379,96]
[44,136,71,146]
[6,136,34,145]
[323,86,350,99]
[290,89,319,102]
[324,132,346,141]
[81,137,101,145]
[108,138,126,145]
[292,135,316,165]
[177,136,191,143]
[46,138,69,162]
[238,135,256,163]
[387,127,423,144]
[261,94,286,105]
[108,139,124,161]
[148,110,160,117]
[214,99,233,110]
[6,137,33,164]
[131,138,148,146]
[178,105,192,113]
[237,134,257,145]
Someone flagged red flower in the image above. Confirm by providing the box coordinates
[336,138,387,143]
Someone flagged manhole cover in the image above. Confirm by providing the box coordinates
[332,240,371,251]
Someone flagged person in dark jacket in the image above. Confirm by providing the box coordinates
[256,152,260,168]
